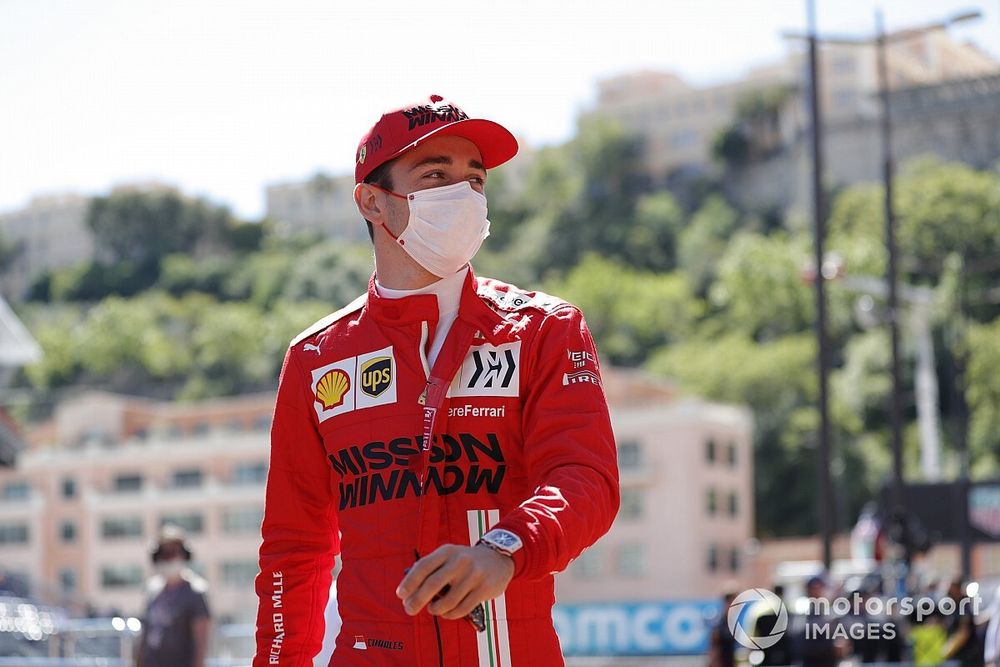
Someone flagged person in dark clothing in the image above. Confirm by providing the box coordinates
[136,525,210,667]
[796,575,847,667]
[756,584,795,666]
[709,590,738,667]
[943,578,983,667]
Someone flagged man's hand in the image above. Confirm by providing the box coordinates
[397,544,514,620]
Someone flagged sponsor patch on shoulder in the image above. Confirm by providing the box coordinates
[562,349,602,388]
[479,285,562,313]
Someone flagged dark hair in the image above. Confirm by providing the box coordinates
[362,159,395,243]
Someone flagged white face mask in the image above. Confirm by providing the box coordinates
[155,559,185,581]
[377,181,490,278]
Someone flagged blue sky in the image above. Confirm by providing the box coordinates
[2,0,997,219]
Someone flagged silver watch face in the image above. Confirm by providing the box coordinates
[486,529,521,551]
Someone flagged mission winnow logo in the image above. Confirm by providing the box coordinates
[328,433,507,510]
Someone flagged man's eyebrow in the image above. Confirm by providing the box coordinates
[409,155,486,172]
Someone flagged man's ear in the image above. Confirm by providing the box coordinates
[354,183,384,224]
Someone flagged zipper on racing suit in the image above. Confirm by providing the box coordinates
[409,317,481,666]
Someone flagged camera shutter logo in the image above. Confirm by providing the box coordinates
[727,588,787,650]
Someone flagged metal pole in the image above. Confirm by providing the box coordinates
[958,260,972,579]
[877,9,907,561]
[808,0,834,572]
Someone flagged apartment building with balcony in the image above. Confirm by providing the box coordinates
[556,370,754,604]
[0,392,273,624]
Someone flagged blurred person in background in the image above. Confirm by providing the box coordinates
[136,525,210,667]
[708,590,737,667]
[984,583,1000,667]
[252,94,620,666]
[795,575,849,667]
[942,578,983,667]
[755,584,795,666]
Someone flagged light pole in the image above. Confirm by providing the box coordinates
[805,0,834,573]
[784,6,981,575]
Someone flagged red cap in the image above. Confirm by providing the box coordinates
[354,94,519,184]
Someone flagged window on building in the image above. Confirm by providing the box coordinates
[60,521,77,543]
[220,560,259,587]
[728,492,739,518]
[232,462,268,486]
[616,543,646,578]
[192,422,211,436]
[160,513,204,535]
[728,442,738,467]
[2,481,30,502]
[619,488,644,521]
[706,488,718,516]
[669,130,698,149]
[253,415,272,431]
[0,523,29,544]
[222,506,264,534]
[707,544,719,572]
[61,478,77,500]
[59,568,77,593]
[705,438,717,463]
[571,547,605,578]
[834,89,857,110]
[618,440,642,470]
[172,469,203,489]
[832,55,856,74]
[730,547,741,572]
[100,564,144,589]
[101,516,144,540]
[112,474,143,493]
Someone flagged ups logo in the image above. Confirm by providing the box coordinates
[360,357,392,397]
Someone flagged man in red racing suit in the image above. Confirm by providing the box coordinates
[253,95,619,666]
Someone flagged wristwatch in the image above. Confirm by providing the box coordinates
[476,529,523,558]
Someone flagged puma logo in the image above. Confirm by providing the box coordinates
[304,343,322,355]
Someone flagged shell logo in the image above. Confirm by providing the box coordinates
[316,369,351,410]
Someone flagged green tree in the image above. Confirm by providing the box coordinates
[678,195,740,295]
[546,254,703,365]
[87,189,235,266]
[964,317,1000,476]
[541,117,646,272]
[647,334,821,535]
[280,242,373,306]
[709,232,815,340]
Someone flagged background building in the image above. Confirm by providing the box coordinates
[586,30,999,184]
[0,391,273,624]
[265,172,366,242]
[0,194,93,299]
[557,370,755,603]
